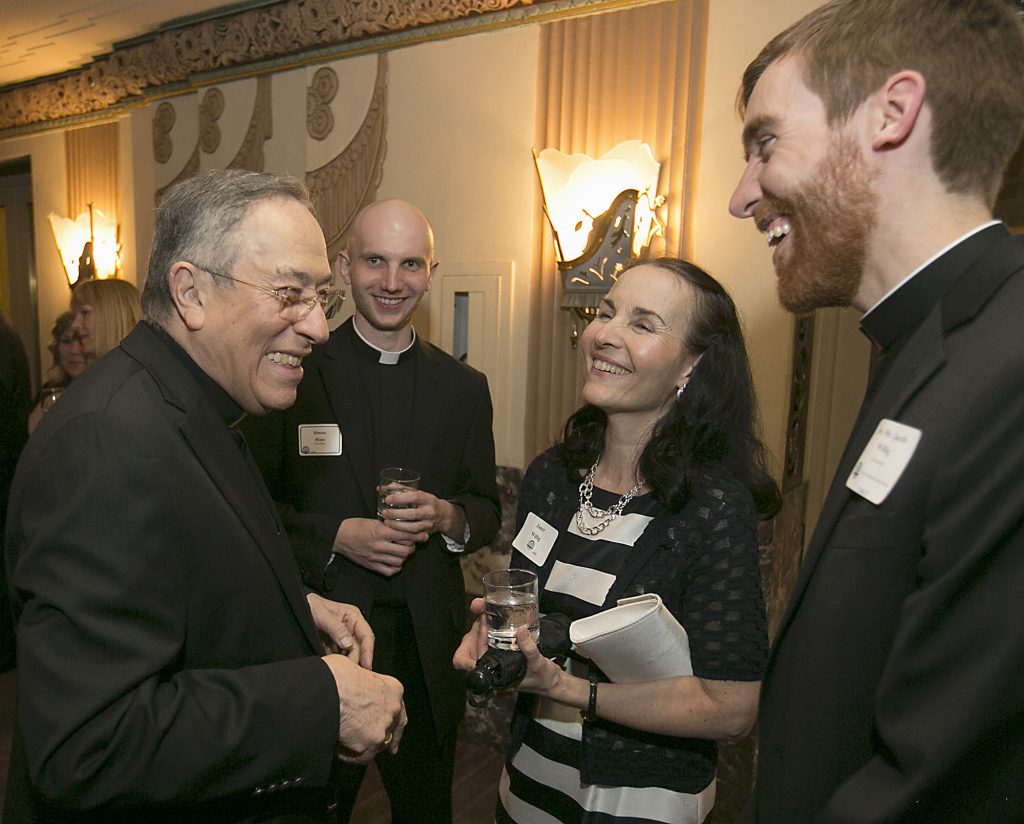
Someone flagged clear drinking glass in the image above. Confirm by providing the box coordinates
[376,467,420,519]
[483,568,540,650]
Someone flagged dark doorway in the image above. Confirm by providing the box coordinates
[0,157,39,392]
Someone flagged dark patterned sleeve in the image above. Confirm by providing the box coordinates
[681,473,768,682]
[509,450,564,570]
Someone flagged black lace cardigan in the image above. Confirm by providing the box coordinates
[507,448,768,793]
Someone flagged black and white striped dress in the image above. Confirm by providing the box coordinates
[498,468,765,824]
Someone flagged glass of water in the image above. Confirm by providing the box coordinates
[483,568,540,650]
[377,467,420,519]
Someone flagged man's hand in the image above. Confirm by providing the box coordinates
[321,655,407,763]
[306,593,374,668]
[452,597,488,672]
[333,517,424,576]
[381,489,466,542]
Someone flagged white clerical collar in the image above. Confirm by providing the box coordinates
[863,220,1001,317]
[352,318,417,365]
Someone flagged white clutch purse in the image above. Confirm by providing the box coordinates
[568,593,692,683]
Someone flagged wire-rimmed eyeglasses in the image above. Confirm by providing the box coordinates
[192,263,345,320]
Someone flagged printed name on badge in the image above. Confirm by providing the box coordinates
[298,424,343,456]
[512,512,558,566]
[846,418,921,505]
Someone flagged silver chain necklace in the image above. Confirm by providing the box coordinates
[575,455,645,536]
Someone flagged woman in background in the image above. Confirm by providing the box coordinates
[70,277,142,367]
[28,280,142,433]
[27,311,87,434]
[455,258,780,824]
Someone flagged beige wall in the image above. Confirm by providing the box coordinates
[380,27,541,469]
[693,0,823,476]
[1,0,830,477]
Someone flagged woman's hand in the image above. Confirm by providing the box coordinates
[454,601,569,695]
[513,624,570,698]
[516,624,760,740]
[454,601,579,709]
[452,597,488,672]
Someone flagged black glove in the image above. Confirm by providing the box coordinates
[465,613,572,707]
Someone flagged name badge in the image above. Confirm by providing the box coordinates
[298,424,342,456]
[512,512,558,566]
[846,418,921,505]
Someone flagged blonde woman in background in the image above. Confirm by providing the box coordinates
[29,280,142,432]
[71,278,142,366]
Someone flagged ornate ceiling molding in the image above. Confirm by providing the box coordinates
[307,54,389,259]
[0,0,655,136]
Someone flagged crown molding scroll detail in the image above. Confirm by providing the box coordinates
[198,88,226,154]
[307,53,388,260]
[307,67,339,141]
[153,74,274,204]
[227,76,274,171]
[153,102,176,164]
[155,146,201,206]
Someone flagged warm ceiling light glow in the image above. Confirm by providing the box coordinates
[48,206,121,286]
[535,140,663,264]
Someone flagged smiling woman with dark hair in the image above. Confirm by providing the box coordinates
[455,257,779,824]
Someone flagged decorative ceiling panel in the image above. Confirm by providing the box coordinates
[0,1,250,88]
[0,0,649,136]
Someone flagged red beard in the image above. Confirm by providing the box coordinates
[756,134,878,315]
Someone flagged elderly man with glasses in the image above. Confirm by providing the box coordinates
[4,169,406,824]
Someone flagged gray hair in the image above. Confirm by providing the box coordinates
[141,169,316,323]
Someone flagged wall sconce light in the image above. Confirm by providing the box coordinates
[534,140,664,345]
[48,203,122,288]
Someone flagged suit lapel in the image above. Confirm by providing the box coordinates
[318,326,378,514]
[769,306,945,652]
[404,340,441,481]
[123,325,321,652]
[769,228,1023,655]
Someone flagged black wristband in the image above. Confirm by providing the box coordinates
[582,672,598,722]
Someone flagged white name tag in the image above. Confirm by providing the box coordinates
[298,424,342,456]
[545,559,615,606]
[846,418,921,505]
[512,512,558,566]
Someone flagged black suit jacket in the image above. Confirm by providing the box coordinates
[1,314,30,672]
[245,319,500,739]
[4,323,340,823]
[747,226,1024,822]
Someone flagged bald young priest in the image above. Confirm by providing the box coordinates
[245,199,500,823]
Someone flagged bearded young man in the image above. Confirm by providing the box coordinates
[729,1,1024,821]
